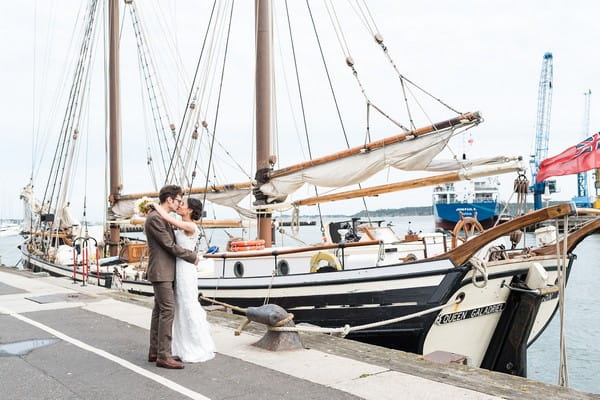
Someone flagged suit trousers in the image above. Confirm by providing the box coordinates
[149,281,176,359]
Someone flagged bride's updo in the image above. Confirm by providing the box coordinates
[187,198,204,221]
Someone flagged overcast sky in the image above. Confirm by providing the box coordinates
[1,0,599,221]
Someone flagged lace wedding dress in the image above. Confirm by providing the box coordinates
[172,228,216,362]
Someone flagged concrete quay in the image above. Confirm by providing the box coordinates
[0,266,597,400]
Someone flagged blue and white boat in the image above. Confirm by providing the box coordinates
[433,178,500,231]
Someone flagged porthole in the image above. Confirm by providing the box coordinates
[277,259,290,275]
[233,261,244,277]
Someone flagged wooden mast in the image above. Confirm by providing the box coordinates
[108,0,122,256]
[255,0,273,247]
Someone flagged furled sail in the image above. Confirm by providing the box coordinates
[293,156,524,207]
[111,184,252,219]
[260,112,482,202]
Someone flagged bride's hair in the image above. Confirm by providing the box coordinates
[187,198,204,221]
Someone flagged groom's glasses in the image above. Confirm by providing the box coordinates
[173,197,182,205]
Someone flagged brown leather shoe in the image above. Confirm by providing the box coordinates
[149,354,181,363]
[156,357,184,369]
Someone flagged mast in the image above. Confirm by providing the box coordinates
[255,0,273,247]
[108,0,122,256]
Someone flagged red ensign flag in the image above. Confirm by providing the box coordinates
[536,132,600,182]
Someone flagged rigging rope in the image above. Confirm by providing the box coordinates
[556,216,569,387]
[38,0,100,247]
[284,0,325,236]
[305,0,372,221]
[197,1,235,226]
[165,0,218,185]
[128,2,174,181]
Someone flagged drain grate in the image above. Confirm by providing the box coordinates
[26,293,95,304]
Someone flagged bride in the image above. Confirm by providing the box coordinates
[152,197,216,362]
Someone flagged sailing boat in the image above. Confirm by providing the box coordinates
[20,0,600,377]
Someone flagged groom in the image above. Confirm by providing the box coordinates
[145,184,198,369]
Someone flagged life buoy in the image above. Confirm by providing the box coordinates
[230,239,265,247]
[309,252,342,273]
[229,239,266,252]
[230,245,265,252]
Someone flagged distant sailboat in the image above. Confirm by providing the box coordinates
[0,223,20,237]
[20,0,600,377]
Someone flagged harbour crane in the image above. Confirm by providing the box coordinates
[530,52,555,210]
[572,89,593,207]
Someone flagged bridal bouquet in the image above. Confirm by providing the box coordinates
[134,196,153,216]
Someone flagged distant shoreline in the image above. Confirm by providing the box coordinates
[298,202,561,219]
[2,201,566,223]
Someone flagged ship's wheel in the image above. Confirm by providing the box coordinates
[452,211,484,248]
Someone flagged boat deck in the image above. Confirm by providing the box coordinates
[0,266,596,400]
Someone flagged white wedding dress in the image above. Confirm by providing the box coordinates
[172,228,216,362]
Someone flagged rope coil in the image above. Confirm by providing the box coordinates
[469,257,488,288]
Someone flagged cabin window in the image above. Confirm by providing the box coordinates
[277,259,290,275]
[233,261,244,277]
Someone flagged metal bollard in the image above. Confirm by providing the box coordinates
[245,304,303,351]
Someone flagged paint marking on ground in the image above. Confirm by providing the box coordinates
[0,306,211,400]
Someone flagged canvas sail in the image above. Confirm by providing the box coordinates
[260,124,460,202]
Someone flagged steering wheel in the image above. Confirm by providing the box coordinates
[452,212,484,248]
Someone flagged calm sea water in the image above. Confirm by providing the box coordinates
[1,215,598,394]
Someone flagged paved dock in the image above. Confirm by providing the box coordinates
[0,266,597,400]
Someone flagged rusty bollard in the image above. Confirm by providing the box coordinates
[242,304,303,351]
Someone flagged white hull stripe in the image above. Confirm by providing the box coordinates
[198,274,444,299]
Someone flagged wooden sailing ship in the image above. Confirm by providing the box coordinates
[20,0,600,377]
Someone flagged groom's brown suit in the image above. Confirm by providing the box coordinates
[145,209,197,360]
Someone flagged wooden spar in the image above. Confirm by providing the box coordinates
[126,218,243,228]
[117,181,253,202]
[255,0,273,247]
[202,239,380,259]
[437,203,575,266]
[108,0,122,257]
[292,161,522,207]
[199,219,244,228]
[294,173,463,207]
[270,111,481,179]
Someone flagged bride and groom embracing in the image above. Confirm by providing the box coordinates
[145,184,215,369]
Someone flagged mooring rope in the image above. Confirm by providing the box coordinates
[270,297,462,337]
[200,294,462,338]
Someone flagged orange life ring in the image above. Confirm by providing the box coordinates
[230,239,265,248]
[230,244,265,252]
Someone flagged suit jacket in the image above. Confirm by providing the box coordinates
[145,209,198,282]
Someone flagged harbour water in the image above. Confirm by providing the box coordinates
[1,215,598,395]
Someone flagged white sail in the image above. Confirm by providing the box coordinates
[260,127,456,202]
